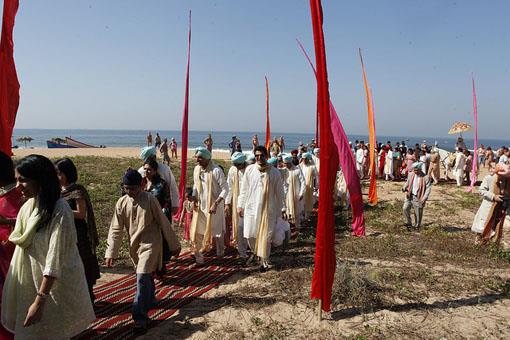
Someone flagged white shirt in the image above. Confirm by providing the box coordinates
[238,164,286,239]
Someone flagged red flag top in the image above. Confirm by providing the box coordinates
[0,0,20,156]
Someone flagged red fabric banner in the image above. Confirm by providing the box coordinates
[265,76,270,150]
[174,11,191,220]
[296,39,365,237]
[359,49,378,205]
[308,0,339,313]
[0,0,20,156]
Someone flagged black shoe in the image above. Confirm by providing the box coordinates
[259,265,268,273]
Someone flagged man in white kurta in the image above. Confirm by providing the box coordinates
[225,152,248,260]
[453,148,466,187]
[190,147,229,264]
[299,152,319,219]
[312,148,320,173]
[355,143,365,177]
[237,146,286,271]
[281,154,305,231]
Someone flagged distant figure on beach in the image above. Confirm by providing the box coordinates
[170,138,178,159]
[252,134,259,151]
[279,136,285,152]
[160,138,170,165]
[428,148,441,184]
[203,134,213,153]
[270,138,280,157]
[402,162,432,230]
[453,148,466,186]
[147,131,152,146]
[485,147,495,168]
[228,136,238,155]
[155,133,161,149]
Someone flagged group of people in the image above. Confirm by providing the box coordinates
[1,131,508,337]
[146,131,178,164]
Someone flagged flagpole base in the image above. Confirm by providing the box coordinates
[317,299,323,321]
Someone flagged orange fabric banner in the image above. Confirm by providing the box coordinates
[359,49,378,205]
[265,76,270,150]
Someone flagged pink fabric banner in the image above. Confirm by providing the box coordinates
[296,39,365,236]
[467,75,478,192]
[174,11,191,220]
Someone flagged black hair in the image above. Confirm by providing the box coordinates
[54,157,78,184]
[143,159,162,183]
[16,155,61,228]
[254,145,268,157]
[144,158,159,171]
[0,151,15,184]
[185,187,193,197]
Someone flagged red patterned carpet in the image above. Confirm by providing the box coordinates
[74,251,239,340]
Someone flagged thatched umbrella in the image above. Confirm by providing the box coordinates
[16,136,33,148]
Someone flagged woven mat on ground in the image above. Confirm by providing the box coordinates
[74,251,239,340]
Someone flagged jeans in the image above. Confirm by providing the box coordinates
[132,273,155,323]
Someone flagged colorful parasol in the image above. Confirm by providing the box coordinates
[448,121,472,135]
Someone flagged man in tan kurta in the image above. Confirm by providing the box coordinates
[105,170,180,330]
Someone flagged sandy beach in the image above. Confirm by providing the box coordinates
[11,147,232,160]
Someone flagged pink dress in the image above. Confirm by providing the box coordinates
[0,186,23,340]
[182,201,193,240]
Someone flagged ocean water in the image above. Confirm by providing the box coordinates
[12,128,510,153]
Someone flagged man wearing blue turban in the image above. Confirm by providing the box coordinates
[190,147,229,264]
[225,152,249,262]
[282,153,305,238]
[299,151,319,219]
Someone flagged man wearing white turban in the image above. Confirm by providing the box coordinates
[281,153,305,236]
[402,162,432,230]
[299,152,319,219]
[225,152,249,261]
[190,147,229,264]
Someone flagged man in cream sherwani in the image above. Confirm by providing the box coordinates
[281,153,305,235]
[225,151,248,261]
[237,146,286,271]
[190,147,229,264]
[299,152,319,219]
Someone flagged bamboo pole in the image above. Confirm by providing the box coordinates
[317,299,323,321]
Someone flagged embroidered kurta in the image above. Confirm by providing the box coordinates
[2,198,95,339]
[226,166,245,244]
[299,163,318,216]
[237,164,286,240]
[384,150,394,176]
[106,192,180,274]
[281,166,305,227]
[191,163,228,238]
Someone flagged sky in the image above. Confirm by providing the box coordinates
[8,0,510,139]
